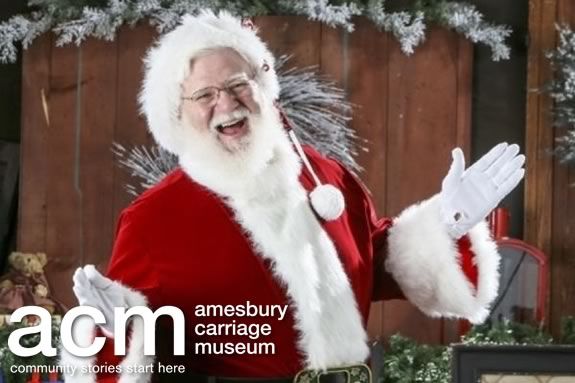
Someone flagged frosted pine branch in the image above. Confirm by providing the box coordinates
[112,143,178,196]
[302,0,362,32]
[0,0,512,64]
[555,131,575,165]
[438,2,512,61]
[54,0,131,46]
[384,11,426,55]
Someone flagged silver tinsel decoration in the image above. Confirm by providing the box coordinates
[276,56,362,173]
[439,2,511,61]
[366,0,426,55]
[112,143,177,196]
[54,3,128,46]
[280,0,362,32]
[114,56,362,195]
[0,12,52,63]
[0,0,512,64]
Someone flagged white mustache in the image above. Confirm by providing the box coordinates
[209,108,250,131]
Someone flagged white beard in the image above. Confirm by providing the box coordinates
[178,96,302,200]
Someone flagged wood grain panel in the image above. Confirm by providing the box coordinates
[344,19,390,339]
[381,28,472,344]
[78,38,118,272]
[346,19,389,216]
[255,16,321,68]
[112,24,157,247]
[44,43,82,307]
[18,34,51,253]
[558,0,575,24]
[525,1,556,264]
[386,28,470,215]
[318,23,345,88]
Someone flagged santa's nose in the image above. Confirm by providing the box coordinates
[214,89,240,113]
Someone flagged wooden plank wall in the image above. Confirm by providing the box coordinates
[18,26,157,313]
[18,17,472,344]
[527,0,575,337]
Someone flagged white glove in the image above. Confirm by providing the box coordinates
[72,265,129,337]
[440,142,525,239]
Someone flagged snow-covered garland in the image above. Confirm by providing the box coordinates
[547,25,575,165]
[113,56,361,195]
[0,0,512,64]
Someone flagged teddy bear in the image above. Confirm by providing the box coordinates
[0,252,64,314]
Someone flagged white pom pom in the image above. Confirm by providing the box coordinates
[309,184,345,221]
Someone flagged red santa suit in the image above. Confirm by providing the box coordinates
[60,145,499,383]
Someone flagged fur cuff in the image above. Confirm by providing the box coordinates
[385,195,500,324]
[59,285,154,383]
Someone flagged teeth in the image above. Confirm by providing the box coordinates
[220,118,243,128]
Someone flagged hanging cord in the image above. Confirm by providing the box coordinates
[488,251,527,318]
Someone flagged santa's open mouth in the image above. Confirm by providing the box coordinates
[215,117,248,138]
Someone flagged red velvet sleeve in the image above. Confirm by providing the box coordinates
[336,165,406,302]
[371,217,405,301]
[457,235,479,290]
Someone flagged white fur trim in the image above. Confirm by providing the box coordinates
[309,184,345,221]
[229,185,369,369]
[139,10,280,155]
[386,195,500,324]
[60,286,154,383]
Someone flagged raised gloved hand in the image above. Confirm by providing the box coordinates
[440,142,525,239]
[72,265,129,337]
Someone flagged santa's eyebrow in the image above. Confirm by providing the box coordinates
[189,72,251,94]
[224,72,250,82]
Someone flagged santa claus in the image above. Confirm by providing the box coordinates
[60,10,525,383]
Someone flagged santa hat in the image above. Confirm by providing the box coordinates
[139,10,279,156]
[139,10,344,221]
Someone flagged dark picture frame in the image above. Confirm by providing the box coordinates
[452,344,575,383]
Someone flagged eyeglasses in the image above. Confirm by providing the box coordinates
[182,74,254,107]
